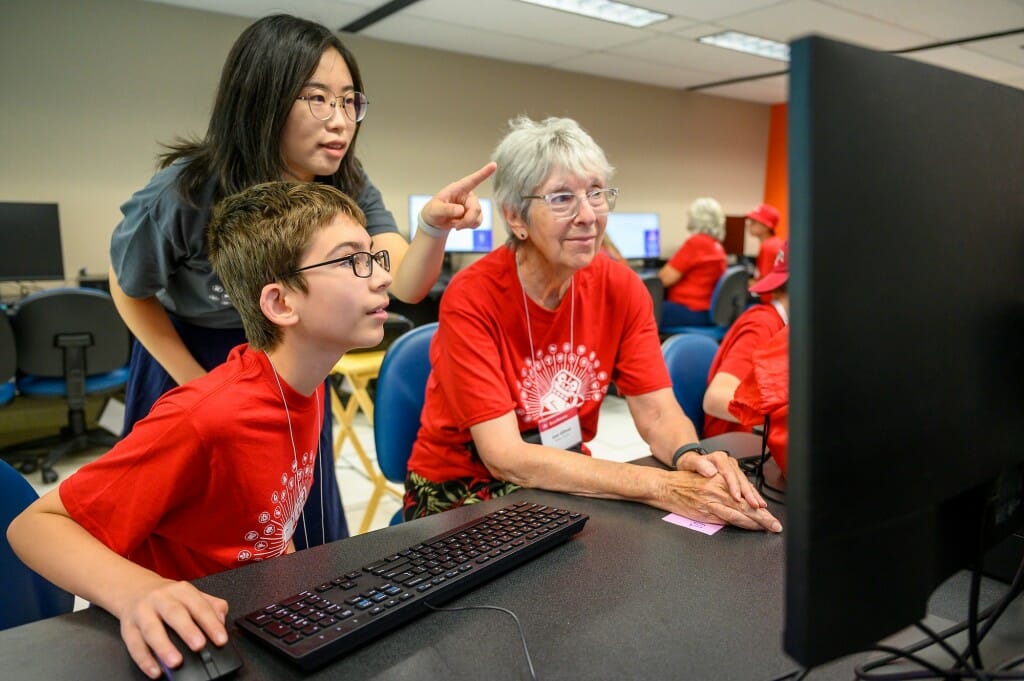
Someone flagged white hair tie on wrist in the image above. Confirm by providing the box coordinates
[417,213,450,239]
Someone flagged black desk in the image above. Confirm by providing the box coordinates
[1,472,1020,680]
[0,484,794,680]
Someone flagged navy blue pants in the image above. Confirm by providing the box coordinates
[121,317,349,548]
[661,301,712,328]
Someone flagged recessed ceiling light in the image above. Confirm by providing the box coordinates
[698,31,790,62]
[517,0,670,29]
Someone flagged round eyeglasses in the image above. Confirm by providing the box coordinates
[283,250,389,279]
[296,87,369,123]
[521,188,619,220]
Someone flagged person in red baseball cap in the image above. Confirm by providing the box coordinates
[746,203,783,286]
[703,241,789,439]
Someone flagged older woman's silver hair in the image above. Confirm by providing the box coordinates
[492,115,614,248]
[687,197,725,241]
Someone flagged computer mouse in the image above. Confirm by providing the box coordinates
[158,629,243,681]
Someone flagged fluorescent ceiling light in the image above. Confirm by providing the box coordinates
[698,31,790,62]
[518,0,669,29]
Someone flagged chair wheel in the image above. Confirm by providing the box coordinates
[18,460,38,475]
[41,469,59,484]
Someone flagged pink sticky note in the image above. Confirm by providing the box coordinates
[663,513,724,535]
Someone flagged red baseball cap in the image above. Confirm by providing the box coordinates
[750,240,789,294]
[746,203,780,231]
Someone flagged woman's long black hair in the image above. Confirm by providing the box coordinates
[160,14,367,204]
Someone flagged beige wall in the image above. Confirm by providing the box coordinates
[0,0,769,288]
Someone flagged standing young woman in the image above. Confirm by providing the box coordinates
[109,14,491,548]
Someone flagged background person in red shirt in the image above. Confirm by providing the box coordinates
[746,203,783,284]
[658,197,727,328]
[703,241,789,438]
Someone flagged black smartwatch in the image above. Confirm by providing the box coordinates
[671,443,708,469]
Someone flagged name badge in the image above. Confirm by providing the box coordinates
[538,408,583,451]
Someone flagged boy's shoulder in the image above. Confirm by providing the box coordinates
[156,344,264,416]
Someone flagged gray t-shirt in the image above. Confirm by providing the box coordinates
[110,162,398,328]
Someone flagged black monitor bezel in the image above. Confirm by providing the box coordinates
[784,35,1024,668]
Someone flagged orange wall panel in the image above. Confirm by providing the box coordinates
[764,103,789,239]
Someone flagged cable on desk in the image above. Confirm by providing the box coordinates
[737,415,786,505]
[423,602,537,681]
[853,549,1024,681]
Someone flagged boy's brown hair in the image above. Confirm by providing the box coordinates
[207,181,366,350]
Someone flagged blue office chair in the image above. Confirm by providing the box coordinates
[5,288,130,483]
[0,313,15,406]
[662,265,749,341]
[0,459,75,630]
[661,333,720,437]
[373,322,438,526]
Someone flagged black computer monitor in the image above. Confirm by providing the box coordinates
[0,202,65,282]
[603,212,661,263]
[408,194,493,254]
[784,36,1024,668]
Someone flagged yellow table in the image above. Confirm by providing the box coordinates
[329,351,403,534]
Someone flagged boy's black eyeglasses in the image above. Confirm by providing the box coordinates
[282,250,390,279]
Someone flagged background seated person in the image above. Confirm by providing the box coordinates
[704,241,789,437]
[746,203,783,282]
[403,115,781,534]
[657,197,727,327]
[746,202,783,304]
[729,325,790,475]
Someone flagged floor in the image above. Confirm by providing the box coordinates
[20,390,647,547]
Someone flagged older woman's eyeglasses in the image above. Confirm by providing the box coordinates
[296,86,369,122]
[282,250,389,279]
[522,188,619,219]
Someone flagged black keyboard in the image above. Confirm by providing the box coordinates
[237,500,589,670]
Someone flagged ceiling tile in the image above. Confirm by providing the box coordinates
[726,0,934,49]
[696,73,788,105]
[142,0,1024,101]
[823,0,1024,42]
[553,50,723,90]
[608,33,786,78]
[906,44,1024,82]
[363,12,582,66]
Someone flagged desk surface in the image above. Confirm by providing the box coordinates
[1,468,1020,680]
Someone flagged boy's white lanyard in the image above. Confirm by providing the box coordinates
[266,351,325,549]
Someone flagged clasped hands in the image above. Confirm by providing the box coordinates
[670,449,782,533]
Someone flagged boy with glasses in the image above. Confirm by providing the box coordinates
[9,182,396,679]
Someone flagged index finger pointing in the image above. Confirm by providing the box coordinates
[450,162,497,194]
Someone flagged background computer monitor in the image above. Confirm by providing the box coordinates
[0,202,65,282]
[785,36,1024,668]
[408,194,493,254]
[603,212,661,261]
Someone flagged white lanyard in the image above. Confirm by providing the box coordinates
[266,351,324,549]
[517,259,575,361]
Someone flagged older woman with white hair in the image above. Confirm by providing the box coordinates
[403,116,780,533]
[658,197,728,327]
